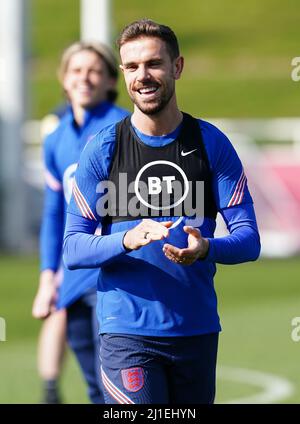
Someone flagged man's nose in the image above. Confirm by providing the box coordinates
[137,65,151,82]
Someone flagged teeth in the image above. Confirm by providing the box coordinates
[139,87,157,94]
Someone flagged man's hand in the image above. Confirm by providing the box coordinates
[163,226,209,265]
[32,269,57,319]
[123,219,173,251]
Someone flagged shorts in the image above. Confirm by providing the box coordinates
[100,332,219,404]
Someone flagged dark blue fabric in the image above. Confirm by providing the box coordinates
[100,333,219,404]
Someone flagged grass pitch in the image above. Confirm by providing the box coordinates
[0,255,299,403]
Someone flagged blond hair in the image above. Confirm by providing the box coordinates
[58,41,119,102]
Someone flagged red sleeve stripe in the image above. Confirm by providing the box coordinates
[73,179,97,221]
[101,367,135,404]
[227,170,247,207]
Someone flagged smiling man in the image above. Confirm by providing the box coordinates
[63,20,260,404]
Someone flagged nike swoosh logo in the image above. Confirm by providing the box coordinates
[181,148,197,157]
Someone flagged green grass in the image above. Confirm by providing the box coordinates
[1,255,299,403]
[215,258,300,403]
[30,0,300,118]
[0,256,88,403]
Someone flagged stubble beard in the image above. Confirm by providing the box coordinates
[130,83,175,116]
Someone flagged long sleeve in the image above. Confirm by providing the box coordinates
[206,203,261,264]
[40,186,65,271]
[63,213,127,269]
[40,135,65,271]
[200,119,260,265]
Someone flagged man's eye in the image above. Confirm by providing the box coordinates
[149,61,161,67]
[126,65,137,71]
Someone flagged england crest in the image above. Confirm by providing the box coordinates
[121,367,144,392]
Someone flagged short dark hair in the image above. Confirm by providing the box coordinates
[117,19,180,61]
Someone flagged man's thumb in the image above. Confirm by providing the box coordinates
[183,226,201,238]
[161,221,174,228]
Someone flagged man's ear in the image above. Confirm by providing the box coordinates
[119,64,124,74]
[173,56,184,80]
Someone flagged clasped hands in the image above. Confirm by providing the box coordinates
[123,219,209,265]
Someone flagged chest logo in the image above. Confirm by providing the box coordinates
[96,160,205,225]
[134,160,189,210]
[181,148,197,157]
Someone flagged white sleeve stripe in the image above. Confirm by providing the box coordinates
[235,175,247,205]
[229,174,246,207]
[230,174,246,206]
[228,170,244,206]
[73,185,90,219]
[73,179,97,221]
[74,179,97,220]
[227,170,246,207]
[44,170,62,192]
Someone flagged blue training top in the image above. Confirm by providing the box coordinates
[63,117,261,336]
[40,101,129,308]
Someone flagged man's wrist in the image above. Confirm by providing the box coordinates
[122,231,132,252]
[198,238,210,260]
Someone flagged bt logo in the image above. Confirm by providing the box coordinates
[135,160,189,211]
[148,176,176,195]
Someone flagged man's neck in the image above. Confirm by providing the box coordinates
[131,100,183,136]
